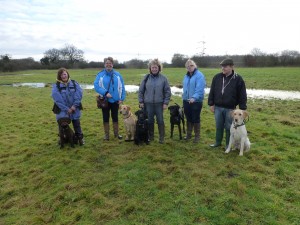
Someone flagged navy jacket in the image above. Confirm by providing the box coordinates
[208,71,247,110]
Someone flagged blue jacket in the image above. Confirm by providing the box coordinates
[52,79,83,120]
[182,69,206,102]
[94,69,126,103]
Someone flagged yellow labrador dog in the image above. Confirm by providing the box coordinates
[225,109,250,156]
[119,105,137,141]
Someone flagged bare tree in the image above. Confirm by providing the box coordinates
[60,44,84,65]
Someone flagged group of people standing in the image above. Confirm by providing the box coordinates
[51,56,247,148]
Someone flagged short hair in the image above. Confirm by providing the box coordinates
[185,59,197,69]
[104,56,114,64]
[57,68,69,81]
[148,58,162,72]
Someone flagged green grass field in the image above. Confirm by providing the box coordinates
[0,68,300,224]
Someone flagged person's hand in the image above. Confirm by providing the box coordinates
[139,103,144,108]
[67,108,73,114]
[210,105,215,113]
[163,104,168,110]
[188,98,195,104]
[106,93,112,98]
[118,100,123,105]
[71,105,76,111]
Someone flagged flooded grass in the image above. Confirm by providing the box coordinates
[0,68,300,224]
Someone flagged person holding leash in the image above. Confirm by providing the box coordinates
[138,59,171,144]
[94,57,126,141]
[52,68,84,145]
[182,59,206,143]
[208,58,247,148]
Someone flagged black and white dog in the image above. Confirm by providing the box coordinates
[134,108,150,145]
[168,103,185,140]
[57,117,75,149]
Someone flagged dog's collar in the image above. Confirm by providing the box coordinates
[123,112,132,119]
[233,122,245,129]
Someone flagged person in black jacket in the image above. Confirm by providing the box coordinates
[208,58,247,148]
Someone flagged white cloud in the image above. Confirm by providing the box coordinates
[0,0,299,63]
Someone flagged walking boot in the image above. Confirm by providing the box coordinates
[158,123,165,144]
[193,123,200,143]
[103,122,110,140]
[78,134,85,146]
[184,121,193,140]
[148,123,154,141]
[113,122,123,139]
[210,128,223,147]
[225,129,230,149]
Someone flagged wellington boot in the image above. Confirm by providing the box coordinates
[225,129,230,149]
[148,123,154,141]
[158,123,165,144]
[184,122,193,140]
[210,128,223,147]
[193,123,200,143]
[103,122,110,140]
[113,122,123,140]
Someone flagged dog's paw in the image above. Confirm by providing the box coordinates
[224,149,230,153]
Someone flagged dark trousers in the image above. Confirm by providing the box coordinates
[102,102,119,123]
[183,101,203,123]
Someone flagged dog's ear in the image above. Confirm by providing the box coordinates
[127,106,131,111]
[230,110,235,118]
[243,110,249,119]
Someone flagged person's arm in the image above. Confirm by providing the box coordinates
[51,84,69,112]
[238,78,247,110]
[73,81,82,108]
[163,77,171,106]
[138,75,148,105]
[94,72,107,96]
[192,73,206,101]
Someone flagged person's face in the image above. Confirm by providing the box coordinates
[60,71,69,82]
[105,60,113,71]
[221,65,233,75]
[150,65,159,74]
[187,64,195,73]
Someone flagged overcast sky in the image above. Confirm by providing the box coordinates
[1,0,299,63]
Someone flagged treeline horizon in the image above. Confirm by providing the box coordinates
[1,45,300,72]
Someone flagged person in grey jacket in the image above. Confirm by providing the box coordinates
[138,59,171,144]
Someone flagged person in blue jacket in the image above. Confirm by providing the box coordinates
[52,68,84,145]
[94,57,126,140]
[182,59,206,143]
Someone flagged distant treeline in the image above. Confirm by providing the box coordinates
[1,45,300,72]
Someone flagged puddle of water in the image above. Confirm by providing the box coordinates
[3,83,300,100]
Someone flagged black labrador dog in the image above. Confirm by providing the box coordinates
[168,103,185,140]
[134,108,150,145]
[57,117,75,149]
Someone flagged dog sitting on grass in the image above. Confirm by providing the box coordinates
[168,103,185,140]
[134,108,150,145]
[57,117,75,149]
[119,105,137,141]
[225,109,250,156]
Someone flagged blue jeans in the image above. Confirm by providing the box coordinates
[183,101,203,123]
[145,103,164,125]
[214,106,233,130]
